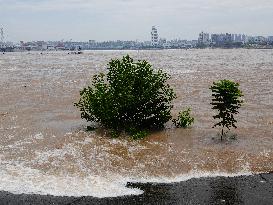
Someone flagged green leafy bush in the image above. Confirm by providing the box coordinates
[172,108,194,128]
[210,79,244,140]
[75,55,176,138]
[126,127,149,140]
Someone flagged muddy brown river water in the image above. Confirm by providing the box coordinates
[0,49,273,197]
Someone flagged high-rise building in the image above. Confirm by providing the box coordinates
[211,33,233,45]
[234,34,242,42]
[198,32,210,45]
[223,33,232,43]
[242,34,246,43]
[268,36,273,43]
[231,34,235,42]
[151,26,159,46]
[211,34,219,44]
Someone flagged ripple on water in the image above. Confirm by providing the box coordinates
[0,50,273,197]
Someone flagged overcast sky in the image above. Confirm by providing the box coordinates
[1,0,273,42]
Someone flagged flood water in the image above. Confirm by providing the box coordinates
[0,49,273,197]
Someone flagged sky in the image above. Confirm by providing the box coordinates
[0,0,273,42]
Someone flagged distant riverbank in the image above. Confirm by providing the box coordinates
[2,46,273,53]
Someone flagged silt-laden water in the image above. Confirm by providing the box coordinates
[0,49,272,197]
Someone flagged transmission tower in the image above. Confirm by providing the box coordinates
[0,28,4,43]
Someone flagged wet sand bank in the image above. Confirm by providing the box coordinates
[1,172,273,205]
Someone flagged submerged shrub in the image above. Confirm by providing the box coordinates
[75,55,176,138]
[210,79,244,140]
[172,108,194,128]
[126,127,149,140]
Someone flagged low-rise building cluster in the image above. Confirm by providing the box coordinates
[198,31,273,48]
[1,26,273,52]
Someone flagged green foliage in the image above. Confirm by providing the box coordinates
[126,127,149,140]
[210,79,244,139]
[172,108,194,128]
[131,130,148,140]
[86,126,96,131]
[109,129,121,138]
[75,55,176,138]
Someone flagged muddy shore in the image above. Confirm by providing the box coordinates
[1,173,273,205]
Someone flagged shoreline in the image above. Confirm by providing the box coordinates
[1,172,273,205]
[2,47,273,53]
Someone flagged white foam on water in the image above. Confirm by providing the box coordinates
[0,158,255,198]
[33,133,44,140]
[131,170,253,184]
[0,131,256,198]
[0,164,143,198]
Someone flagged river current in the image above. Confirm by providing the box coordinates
[0,49,272,197]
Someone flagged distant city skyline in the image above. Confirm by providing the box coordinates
[1,0,273,42]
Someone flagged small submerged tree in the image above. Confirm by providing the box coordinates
[210,79,244,140]
[75,55,176,138]
[172,108,194,128]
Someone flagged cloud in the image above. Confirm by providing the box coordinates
[1,0,272,11]
[1,0,273,41]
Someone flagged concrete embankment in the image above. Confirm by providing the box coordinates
[0,173,273,205]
